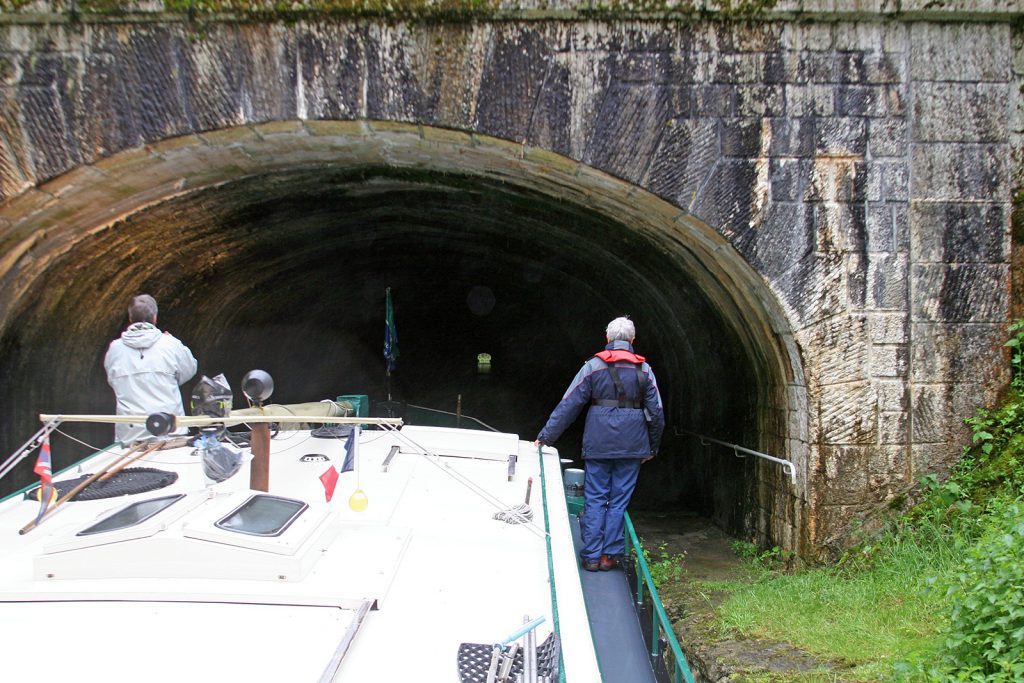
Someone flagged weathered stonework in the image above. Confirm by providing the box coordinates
[0,0,1020,557]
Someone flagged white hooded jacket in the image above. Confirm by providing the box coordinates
[104,322,198,443]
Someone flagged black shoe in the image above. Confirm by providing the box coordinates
[598,554,620,571]
[580,557,600,572]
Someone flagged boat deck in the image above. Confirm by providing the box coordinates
[0,424,601,682]
[571,514,659,683]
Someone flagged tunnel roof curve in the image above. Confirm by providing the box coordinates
[0,120,803,388]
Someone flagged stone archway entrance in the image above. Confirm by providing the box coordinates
[0,122,808,551]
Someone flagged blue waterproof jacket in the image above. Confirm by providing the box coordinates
[537,340,665,459]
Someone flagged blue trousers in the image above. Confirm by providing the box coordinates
[580,458,642,561]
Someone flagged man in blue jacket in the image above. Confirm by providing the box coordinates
[536,316,665,571]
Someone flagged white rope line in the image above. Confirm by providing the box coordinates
[53,428,104,453]
[260,430,310,451]
[380,424,547,539]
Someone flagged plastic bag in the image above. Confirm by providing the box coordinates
[197,428,242,483]
[191,374,233,418]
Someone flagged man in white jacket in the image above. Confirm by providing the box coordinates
[104,294,198,443]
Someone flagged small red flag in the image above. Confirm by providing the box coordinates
[34,437,52,484]
[319,465,339,502]
[33,437,55,524]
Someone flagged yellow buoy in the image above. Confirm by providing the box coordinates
[348,488,368,512]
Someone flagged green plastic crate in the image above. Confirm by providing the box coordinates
[336,394,369,418]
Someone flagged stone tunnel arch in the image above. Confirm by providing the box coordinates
[0,122,811,551]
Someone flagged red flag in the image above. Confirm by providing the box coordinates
[320,465,339,502]
[34,437,52,483]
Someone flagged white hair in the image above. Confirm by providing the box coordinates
[128,294,158,324]
[605,316,635,342]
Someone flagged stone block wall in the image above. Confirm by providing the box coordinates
[0,1,1019,553]
[907,22,1014,485]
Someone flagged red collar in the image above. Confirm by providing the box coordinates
[595,349,645,364]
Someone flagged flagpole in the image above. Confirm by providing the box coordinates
[0,417,61,482]
[385,286,390,401]
[347,426,368,511]
[384,287,398,405]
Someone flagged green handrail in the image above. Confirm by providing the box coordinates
[623,511,696,683]
[538,445,567,683]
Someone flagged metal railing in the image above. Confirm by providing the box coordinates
[681,430,796,485]
[623,511,696,683]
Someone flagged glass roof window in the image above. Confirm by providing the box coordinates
[77,494,186,537]
[215,494,308,537]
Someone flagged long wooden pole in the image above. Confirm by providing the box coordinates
[19,442,145,535]
[98,440,171,482]
[249,423,270,492]
[39,414,402,428]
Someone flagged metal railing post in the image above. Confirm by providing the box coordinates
[650,609,659,658]
[623,512,696,683]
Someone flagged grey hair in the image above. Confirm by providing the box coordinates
[606,316,635,342]
[128,294,158,324]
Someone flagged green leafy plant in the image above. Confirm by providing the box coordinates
[901,502,1024,682]
[730,539,760,560]
[919,474,972,515]
[1005,320,1024,390]
[940,502,1024,680]
[641,540,686,588]
[730,539,792,576]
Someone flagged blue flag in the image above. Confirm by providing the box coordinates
[384,288,399,373]
[341,426,360,473]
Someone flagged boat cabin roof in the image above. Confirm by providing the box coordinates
[0,422,600,682]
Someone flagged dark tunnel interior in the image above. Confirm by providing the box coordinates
[0,166,770,535]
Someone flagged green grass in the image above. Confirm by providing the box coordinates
[693,323,1024,681]
[720,567,944,661]
[706,496,1023,680]
[711,526,959,679]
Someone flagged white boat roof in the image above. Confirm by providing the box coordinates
[0,421,600,682]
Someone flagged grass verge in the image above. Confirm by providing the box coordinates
[671,323,1024,682]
